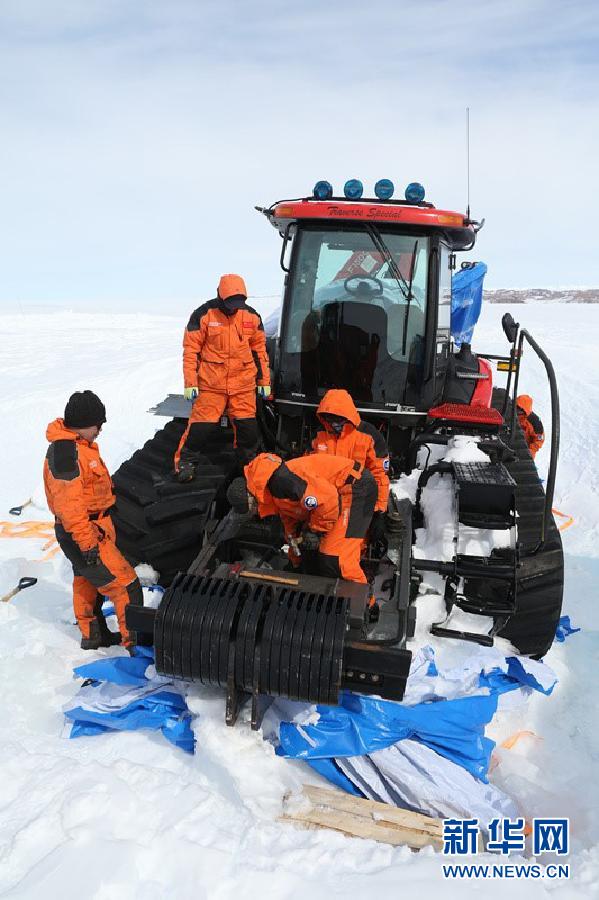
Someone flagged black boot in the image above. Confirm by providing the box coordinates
[80,619,104,650]
[92,595,122,647]
[177,448,201,483]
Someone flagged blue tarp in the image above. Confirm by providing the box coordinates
[65,646,195,753]
[277,652,556,783]
[73,645,154,686]
[278,691,498,781]
[451,262,487,346]
[555,615,581,642]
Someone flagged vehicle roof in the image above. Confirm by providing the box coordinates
[264,198,476,251]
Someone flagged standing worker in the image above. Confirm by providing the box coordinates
[43,391,143,650]
[176,274,271,481]
[516,394,545,459]
[228,451,377,583]
[311,389,390,550]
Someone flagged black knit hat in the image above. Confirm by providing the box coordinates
[64,391,107,429]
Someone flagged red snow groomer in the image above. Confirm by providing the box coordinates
[115,179,563,726]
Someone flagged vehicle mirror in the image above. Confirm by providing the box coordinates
[502,313,519,344]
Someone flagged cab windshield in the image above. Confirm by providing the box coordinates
[278,226,429,406]
[283,227,429,361]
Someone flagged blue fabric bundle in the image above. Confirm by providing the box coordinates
[451,262,487,346]
[277,650,557,786]
[64,647,195,753]
[278,691,497,781]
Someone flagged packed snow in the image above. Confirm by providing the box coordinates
[0,303,597,898]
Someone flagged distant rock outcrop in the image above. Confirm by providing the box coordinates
[484,289,599,304]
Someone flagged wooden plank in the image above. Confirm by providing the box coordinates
[239,570,300,586]
[281,785,444,850]
[301,785,443,836]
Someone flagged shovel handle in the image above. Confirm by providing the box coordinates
[18,577,38,590]
[1,577,38,602]
[9,499,32,517]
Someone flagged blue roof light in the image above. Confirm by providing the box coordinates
[405,182,426,203]
[313,180,333,200]
[374,178,394,200]
[344,179,364,200]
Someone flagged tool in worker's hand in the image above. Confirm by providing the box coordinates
[287,535,302,557]
[1,577,38,603]
[9,498,33,516]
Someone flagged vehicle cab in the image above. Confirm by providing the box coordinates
[261,179,477,422]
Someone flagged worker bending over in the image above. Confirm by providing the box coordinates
[228,451,377,583]
[44,391,142,650]
[312,389,389,548]
[516,394,545,459]
[176,274,271,481]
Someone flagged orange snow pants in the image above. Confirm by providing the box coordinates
[55,512,142,646]
[175,389,258,469]
[293,469,377,584]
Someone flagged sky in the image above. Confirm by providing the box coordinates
[1,0,598,309]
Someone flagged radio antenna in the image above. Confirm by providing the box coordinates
[466,106,471,221]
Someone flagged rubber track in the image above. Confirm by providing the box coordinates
[490,389,564,657]
[111,418,235,585]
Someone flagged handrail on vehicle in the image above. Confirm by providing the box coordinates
[502,313,560,550]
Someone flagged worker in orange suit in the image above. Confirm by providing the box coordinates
[228,451,377,583]
[312,389,390,550]
[516,394,545,459]
[175,274,271,481]
[43,391,143,650]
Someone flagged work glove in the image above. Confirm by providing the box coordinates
[184,387,198,401]
[369,511,387,544]
[82,546,101,566]
[301,530,321,552]
[257,385,272,399]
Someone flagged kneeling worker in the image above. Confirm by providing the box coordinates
[312,389,390,548]
[228,451,377,583]
[43,391,143,650]
[516,394,545,459]
[176,274,271,481]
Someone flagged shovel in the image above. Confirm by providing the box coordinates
[9,498,33,516]
[1,577,38,603]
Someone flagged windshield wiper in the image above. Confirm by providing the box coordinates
[402,239,418,355]
[366,224,411,301]
[365,225,418,355]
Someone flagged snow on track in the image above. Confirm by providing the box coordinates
[0,305,597,898]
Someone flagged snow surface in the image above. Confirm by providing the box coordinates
[0,304,597,898]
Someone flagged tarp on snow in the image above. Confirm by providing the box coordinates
[337,740,519,824]
[278,690,498,781]
[276,646,557,782]
[555,615,581,642]
[273,646,556,820]
[64,646,195,753]
[451,262,487,346]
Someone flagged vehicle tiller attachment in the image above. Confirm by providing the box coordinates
[145,571,412,728]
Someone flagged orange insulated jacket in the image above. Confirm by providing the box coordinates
[43,419,115,551]
[244,452,362,539]
[312,389,390,512]
[183,300,270,395]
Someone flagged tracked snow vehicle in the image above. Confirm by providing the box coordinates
[115,179,563,726]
